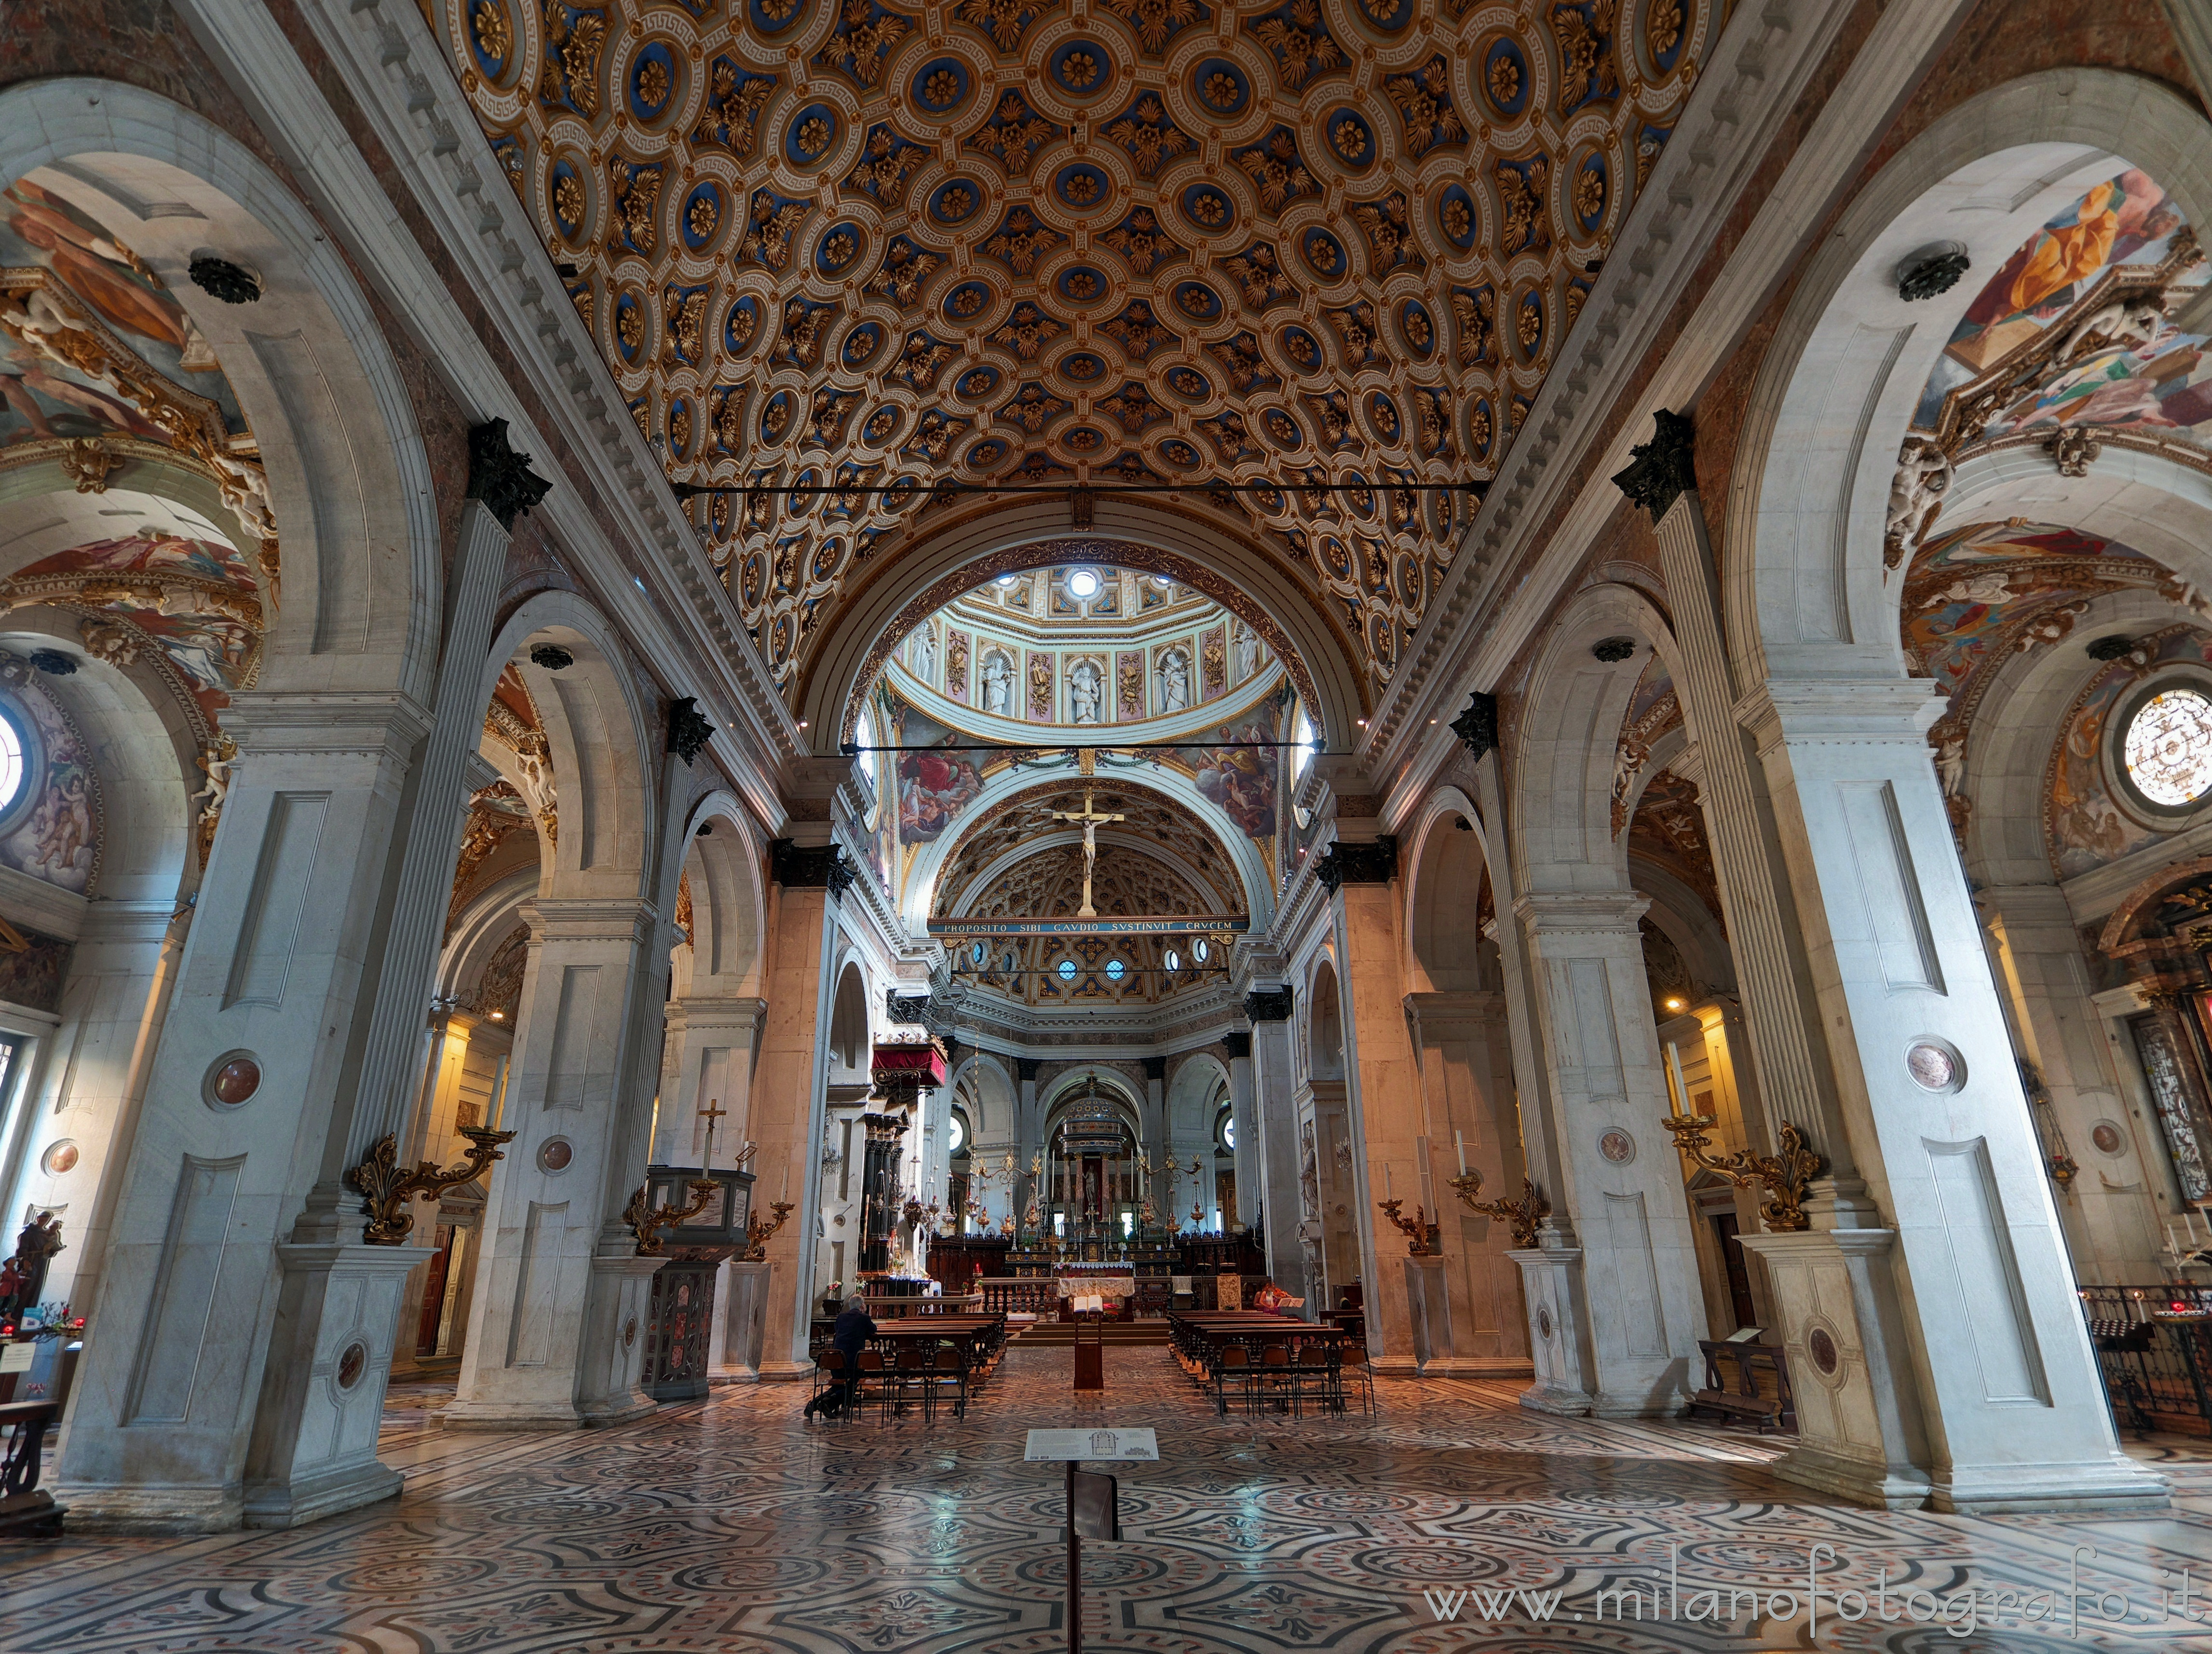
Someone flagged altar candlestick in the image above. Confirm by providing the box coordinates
[780,1162,789,1201]
[1385,1164,1394,1199]
[1456,1131,1466,1177]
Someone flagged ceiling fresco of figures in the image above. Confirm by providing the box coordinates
[888,563,1281,729]
[433,0,1715,697]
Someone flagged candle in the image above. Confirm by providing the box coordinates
[1456,1130,1467,1177]
[1385,1164,1394,1199]
[2171,1222,2182,1254]
[780,1162,789,1201]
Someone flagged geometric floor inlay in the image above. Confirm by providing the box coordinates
[9,1347,2212,1650]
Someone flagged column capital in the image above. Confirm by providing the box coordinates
[1403,989,1503,1030]
[1222,1030,1252,1060]
[1015,1056,1043,1082]
[1243,984,1294,1022]
[1512,890,1650,935]
[1610,408,1699,523]
[674,995,768,1032]
[1737,678,1946,746]
[526,895,660,945]
[1142,1056,1167,1081]
[769,837,853,895]
[1316,834,1398,893]
[222,690,434,761]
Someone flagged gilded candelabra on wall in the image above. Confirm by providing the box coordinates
[743,1200,796,1261]
[1660,1112,1824,1232]
[351,1125,516,1244]
[623,1177,722,1255]
[1376,1197,1442,1256]
[1445,1167,1553,1250]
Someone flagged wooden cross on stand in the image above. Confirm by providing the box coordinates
[698,1098,727,1166]
[1051,774,1124,919]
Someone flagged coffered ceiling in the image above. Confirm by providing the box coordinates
[435,0,1713,700]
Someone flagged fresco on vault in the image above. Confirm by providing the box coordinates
[892,698,986,844]
[0,180,248,448]
[0,672,97,895]
[2050,627,2212,879]
[1915,168,2211,451]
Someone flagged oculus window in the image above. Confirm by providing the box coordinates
[2125,686,2212,809]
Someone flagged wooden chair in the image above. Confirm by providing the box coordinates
[812,1346,843,1404]
[1213,1343,1256,1417]
[1260,1343,1294,1414]
[851,1348,890,1423]
[1336,1338,1376,1418]
[893,1345,931,1419]
[926,1346,968,1421]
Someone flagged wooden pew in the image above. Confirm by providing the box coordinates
[0,1336,81,1536]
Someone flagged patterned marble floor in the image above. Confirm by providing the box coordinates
[9,1348,2212,1651]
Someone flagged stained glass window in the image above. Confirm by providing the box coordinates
[2125,687,2212,807]
[0,708,22,813]
[1057,958,1077,981]
[1105,959,1125,980]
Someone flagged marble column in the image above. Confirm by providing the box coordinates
[237,493,514,1520]
[747,841,844,1379]
[443,895,665,1429]
[1243,987,1301,1296]
[54,691,435,1532]
[1979,885,2163,1282]
[1142,1056,1166,1225]
[389,1008,480,1379]
[1224,1031,1258,1229]
[1514,891,1708,1414]
[1467,750,1600,1412]
[1327,852,1430,1376]
[1737,673,2166,1512]
[1405,990,1530,1376]
[1015,1056,1041,1229]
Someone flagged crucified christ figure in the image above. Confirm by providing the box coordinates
[1050,786,1125,918]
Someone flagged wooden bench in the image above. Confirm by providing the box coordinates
[0,1337,80,1536]
[1686,1339,1795,1434]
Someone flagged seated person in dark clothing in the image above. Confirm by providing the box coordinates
[806,1295,877,1419]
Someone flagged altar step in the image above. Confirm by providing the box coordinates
[1012,1321,1172,1347]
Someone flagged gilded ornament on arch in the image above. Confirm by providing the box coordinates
[1249,0,1340,90]
[1573,164,1606,223]
[1384,58,1463,156]
[1100,0,1198,53]
[58,437,118,495]
[472,0,511,63]
[634,56,669,110]
[1647,0,1683,58]
[1102,97,1189,177]
[1235,131,1315,210]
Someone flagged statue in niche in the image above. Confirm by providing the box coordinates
[909,626,935,684]
[1070,660,1102,724]
[1233,620,1260,680]
[982,651,1013,715]
[1159,649,1191,714]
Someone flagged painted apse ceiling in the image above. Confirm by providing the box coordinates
[433,0,1718,700]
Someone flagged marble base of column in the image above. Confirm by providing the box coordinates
[240,1242,435,1530]
[714,1259,772,1384]
[1507,1247,1596,1415]
[1403,1255,1450,1375]
[1735,1229,1934,1510]
[576,1253,670,1426]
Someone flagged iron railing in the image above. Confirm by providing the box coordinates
[2079,1284,2212,1437]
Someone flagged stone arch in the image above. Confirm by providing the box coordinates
[1959,587,2211,891]
[1308,954,1345,1083]
[677,793,765,996]
[1167,1052,1229,1141]
[0,79,447,700]
[1403,786,1499,994]
[478,594,659,902]
[946,1050,1015,1142]
[1510,583,1689,895]
[827,960,870,1077]
[792,503,1369,753]
[1722,68,2212,685]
